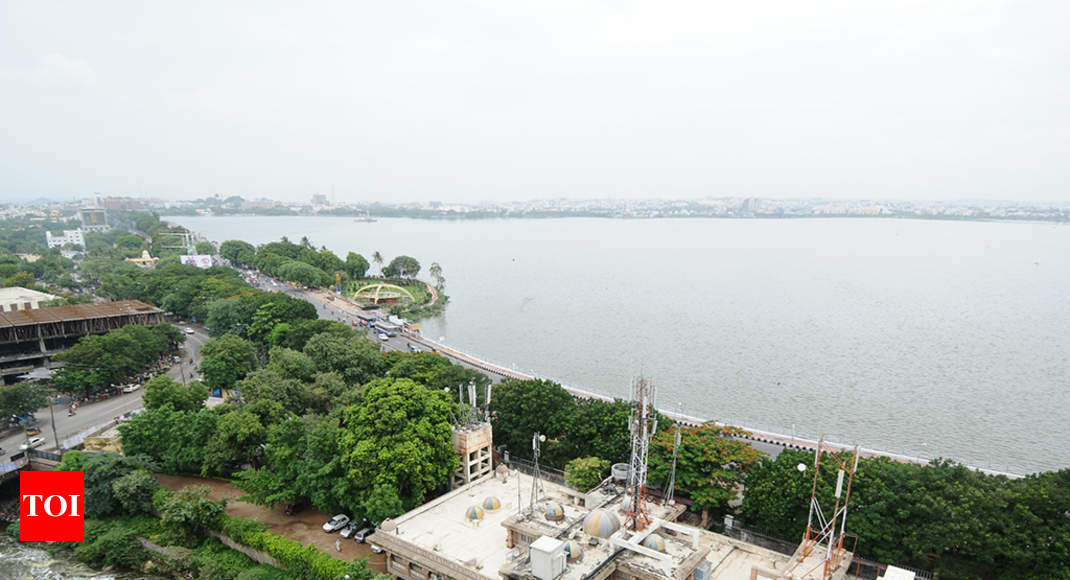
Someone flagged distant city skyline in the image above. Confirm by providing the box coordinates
[2,2,1069,203]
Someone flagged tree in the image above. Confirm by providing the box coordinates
[565,457,610,492]
[276,261,331,287]
[111,469,159,515]
[382,255,420,278]
[429,261,445,290]
[220,240,257,266]
[199,334,259,391]
[3,271,35,288]
[234,417,308,508]
[195,241,216,254]
[339,377,457,506]
[489,379,576,466]
[202,409,267,475]
[345,252,370,279]
[0,382,49,419]
[649,423,763,526]
[362,483,405,525]
[235,368,308,414]
[63,451,157,517]
[155,486,226,545]
[372,251,383,274]
[120,406,218,474]
[143,376,209,412]
[303,333,385,386]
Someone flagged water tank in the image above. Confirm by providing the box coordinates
[530,536,566,580]
[611,463,630,482]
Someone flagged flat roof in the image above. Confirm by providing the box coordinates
[0,300,162,328]
[0,286,57,304]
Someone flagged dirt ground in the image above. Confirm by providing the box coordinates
[156,474,387,574]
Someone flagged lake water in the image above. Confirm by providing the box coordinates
[167,216,1070,475]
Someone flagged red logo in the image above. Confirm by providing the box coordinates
[20,471,84,541]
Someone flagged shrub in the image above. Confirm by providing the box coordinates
[189,537,257,580]
[236,564,297,579]
[565,456,610,492]
[74,522,144,569]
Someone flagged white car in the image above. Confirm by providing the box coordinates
[322,514,350,533]
[123,384,141,393]
[20,437,45,450]
[378,333,389,341]
[184,327,195,334]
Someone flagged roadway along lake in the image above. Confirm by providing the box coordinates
[167,216,1070,475]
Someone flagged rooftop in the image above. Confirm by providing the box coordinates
[0,286,57,305]
[0,300,162,328]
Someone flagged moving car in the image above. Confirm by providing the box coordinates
[184,327,195,334]
[20,437,45,450]
[378,333,389,341]
[338,521,361,539]
[322,514,350,533]
[123,384,141,393]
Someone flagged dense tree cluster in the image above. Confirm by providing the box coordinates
[488,378,673,469]
[247,237,344,288]
[51,324,184,397]
[120,322,482,525]
[741,449,1070,578]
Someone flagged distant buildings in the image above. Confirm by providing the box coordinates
[79,208,110,232]
[98,197,151,211]
[45,229,85,249]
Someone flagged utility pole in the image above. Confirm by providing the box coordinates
[48,398,60,452]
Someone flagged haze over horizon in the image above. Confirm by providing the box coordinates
[2,1,1068,204]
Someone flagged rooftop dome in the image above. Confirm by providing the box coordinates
[545,502,565,521]
[642,533,666,552]
[483,496,501,511]
[583,509,621,538]
[563,540,583,562]
[464,505,485,521]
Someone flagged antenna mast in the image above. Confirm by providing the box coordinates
[626,376,656,531]
[788,438,860,579]
[663,426,681,505]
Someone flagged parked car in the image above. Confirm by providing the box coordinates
[354,527,375,543]
[123,384,141,393]
[20,437,45,450]
[322,514,350,533]
[339,521,361,539]
[369,544,384,554]
[378,333,389,341]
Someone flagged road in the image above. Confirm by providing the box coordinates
[0,326,211,457]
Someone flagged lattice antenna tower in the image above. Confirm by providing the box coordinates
[788,438,860,580]
[626,376,657,531]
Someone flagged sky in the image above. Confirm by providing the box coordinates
[1,1,1068,204]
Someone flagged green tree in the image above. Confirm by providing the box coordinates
[565,456,611,492]
[200,334,259,391]
[362,483,405,525]
[339,377,457,505]
[155,486,226,545]
[276,261,330,287]
[649,423,763,526]
[202,410,267,475]
[220,240,257,266]
[67,452,157,517]
[0,382,49,418]
[195,241,216,254]
[429,261,445,290]
[345,251,370,279]
[143,375,209,411]
[371,251,383,274]
[3,271,36,287]
[302,333,385,386]
[120,406,218,474]
[382,255,420,278]
[488,379,576,466]
[111,469,160,515]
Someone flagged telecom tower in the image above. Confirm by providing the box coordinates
[625,376,657,531]
[787,438,860,579]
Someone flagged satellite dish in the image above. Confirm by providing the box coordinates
[797,463,807,473]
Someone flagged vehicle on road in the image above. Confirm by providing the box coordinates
[378,333,389,341]
[339,521,361,539]
[25,426,41,436]
[184,327,195,334]
[20,437,45,450]
[370,544,384,554]
[354,527,375,543]
[322,514,350,532]
[123,384,141,393]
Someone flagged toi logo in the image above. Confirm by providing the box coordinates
[19,471,84,541]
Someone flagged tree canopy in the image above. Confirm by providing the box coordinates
[382,255,420,278]
[199,334,259,392]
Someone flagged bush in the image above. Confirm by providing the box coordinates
[236,564,297,579]
[74,521,145,569]
[213,514,361,579]
[189,537,257,580]
[565,456,610,492]
[5,521,18,538]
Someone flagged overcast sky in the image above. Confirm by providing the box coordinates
[1,1,1068,204]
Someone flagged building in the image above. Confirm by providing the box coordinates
[312,194,329,206]
[98,197,150,211]
[79,208,110,233]
[452,422,494,488]
[0,287,58,312]
[0,300,164,384]
[45,229,85,249]
[125,250,160,270]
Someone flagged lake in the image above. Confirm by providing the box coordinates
[166,216,1070,475]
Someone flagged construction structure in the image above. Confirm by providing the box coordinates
[0,287,58,313]
[0,300,164,383]
[451,380,494,489]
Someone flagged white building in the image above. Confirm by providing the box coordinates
[45,229,85,249]
[0,287,57,312]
